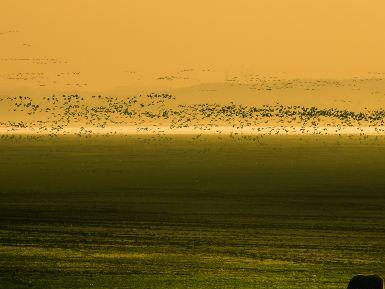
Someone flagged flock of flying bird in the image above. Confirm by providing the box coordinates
[0,92,385,139]
[1,58,68,65]
[0,70,86,88]
[2,27,384,140]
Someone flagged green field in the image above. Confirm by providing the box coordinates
[1,135,385,289]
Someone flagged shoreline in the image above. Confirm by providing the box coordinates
[1,126,385,136]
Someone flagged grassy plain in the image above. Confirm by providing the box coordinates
[1,135,385,289]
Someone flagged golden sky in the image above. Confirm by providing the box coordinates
[1,0,385,92]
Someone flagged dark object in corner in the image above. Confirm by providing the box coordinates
[348,275,384,289]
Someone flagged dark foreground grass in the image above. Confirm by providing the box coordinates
[1,135,385,289]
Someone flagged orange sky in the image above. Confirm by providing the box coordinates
[1,0,385,93]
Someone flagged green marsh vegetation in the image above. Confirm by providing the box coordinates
[1,135,385,288]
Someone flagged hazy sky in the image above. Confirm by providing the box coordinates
[1,0,385,92]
